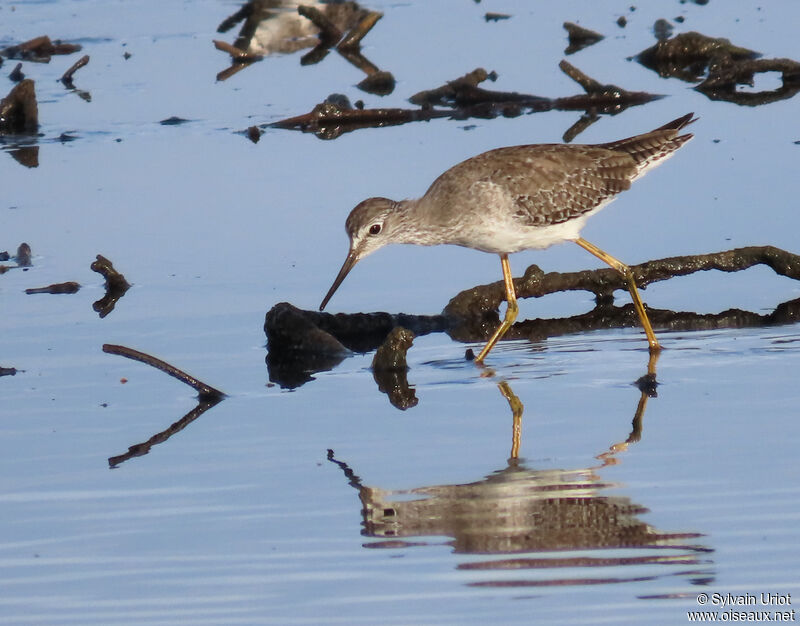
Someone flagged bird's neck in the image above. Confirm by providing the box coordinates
[390,197,443,246]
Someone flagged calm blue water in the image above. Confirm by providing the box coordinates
[2,1,799,623]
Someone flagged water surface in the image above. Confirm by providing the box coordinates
[2,1,800,623]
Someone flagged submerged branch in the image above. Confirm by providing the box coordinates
[274,62,660,141]
[25,281,81,294]
[265,246,800,387]
[635,30,800,106]
[445,246,800,318]
[60,54,89,87]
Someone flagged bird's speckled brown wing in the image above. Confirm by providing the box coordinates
[420,113,694,229]
[452,144,639,227]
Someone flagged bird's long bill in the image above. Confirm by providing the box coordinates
[319,251,358,311]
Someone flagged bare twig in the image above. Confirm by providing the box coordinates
[25,281,80,294]
[60,54,89,86]
[102,344,225,400]
[559,60,603,92]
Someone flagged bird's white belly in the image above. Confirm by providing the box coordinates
[451,203,613,254]
[444,183,615,254]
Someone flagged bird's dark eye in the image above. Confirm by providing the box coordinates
[369,224,381,235]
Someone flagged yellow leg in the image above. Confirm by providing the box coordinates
[475,254,518,364]
[574,237,660,352]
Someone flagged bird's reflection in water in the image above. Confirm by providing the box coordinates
[328,355,714,588]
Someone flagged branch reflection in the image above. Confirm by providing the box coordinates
[108,397,223,468]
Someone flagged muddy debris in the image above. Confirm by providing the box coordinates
[91,255,131,318]
[563,22,604,55]
[0,80,39,134]
[16,243,32,267]
[372,327,415,372]
[25,281,81,295]
[7,146,39,168]
[60,54,90,87]
[264,247,800,385]
[273,61,661,142]
[696,56,800,106]
[653,19,673,41]
[1,243,33,269]
[159,116,191,126]
[265,302,351,356]
[356,70,395,97]
[246,125,262,143]
[636,31,759,82]
[408,67,501,107]
[264,302,445,388]
[270,94,450,140]
[264,302,351,388]
[0,36,82,63]
[265,301,446,355]
[373,365,418,410]
[91,255,130,291]
[372,327,418,410]
[636,31,800,106]
[266,346,348,389]
[8,63,24,82]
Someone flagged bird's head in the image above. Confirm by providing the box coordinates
[320,197,398,311]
